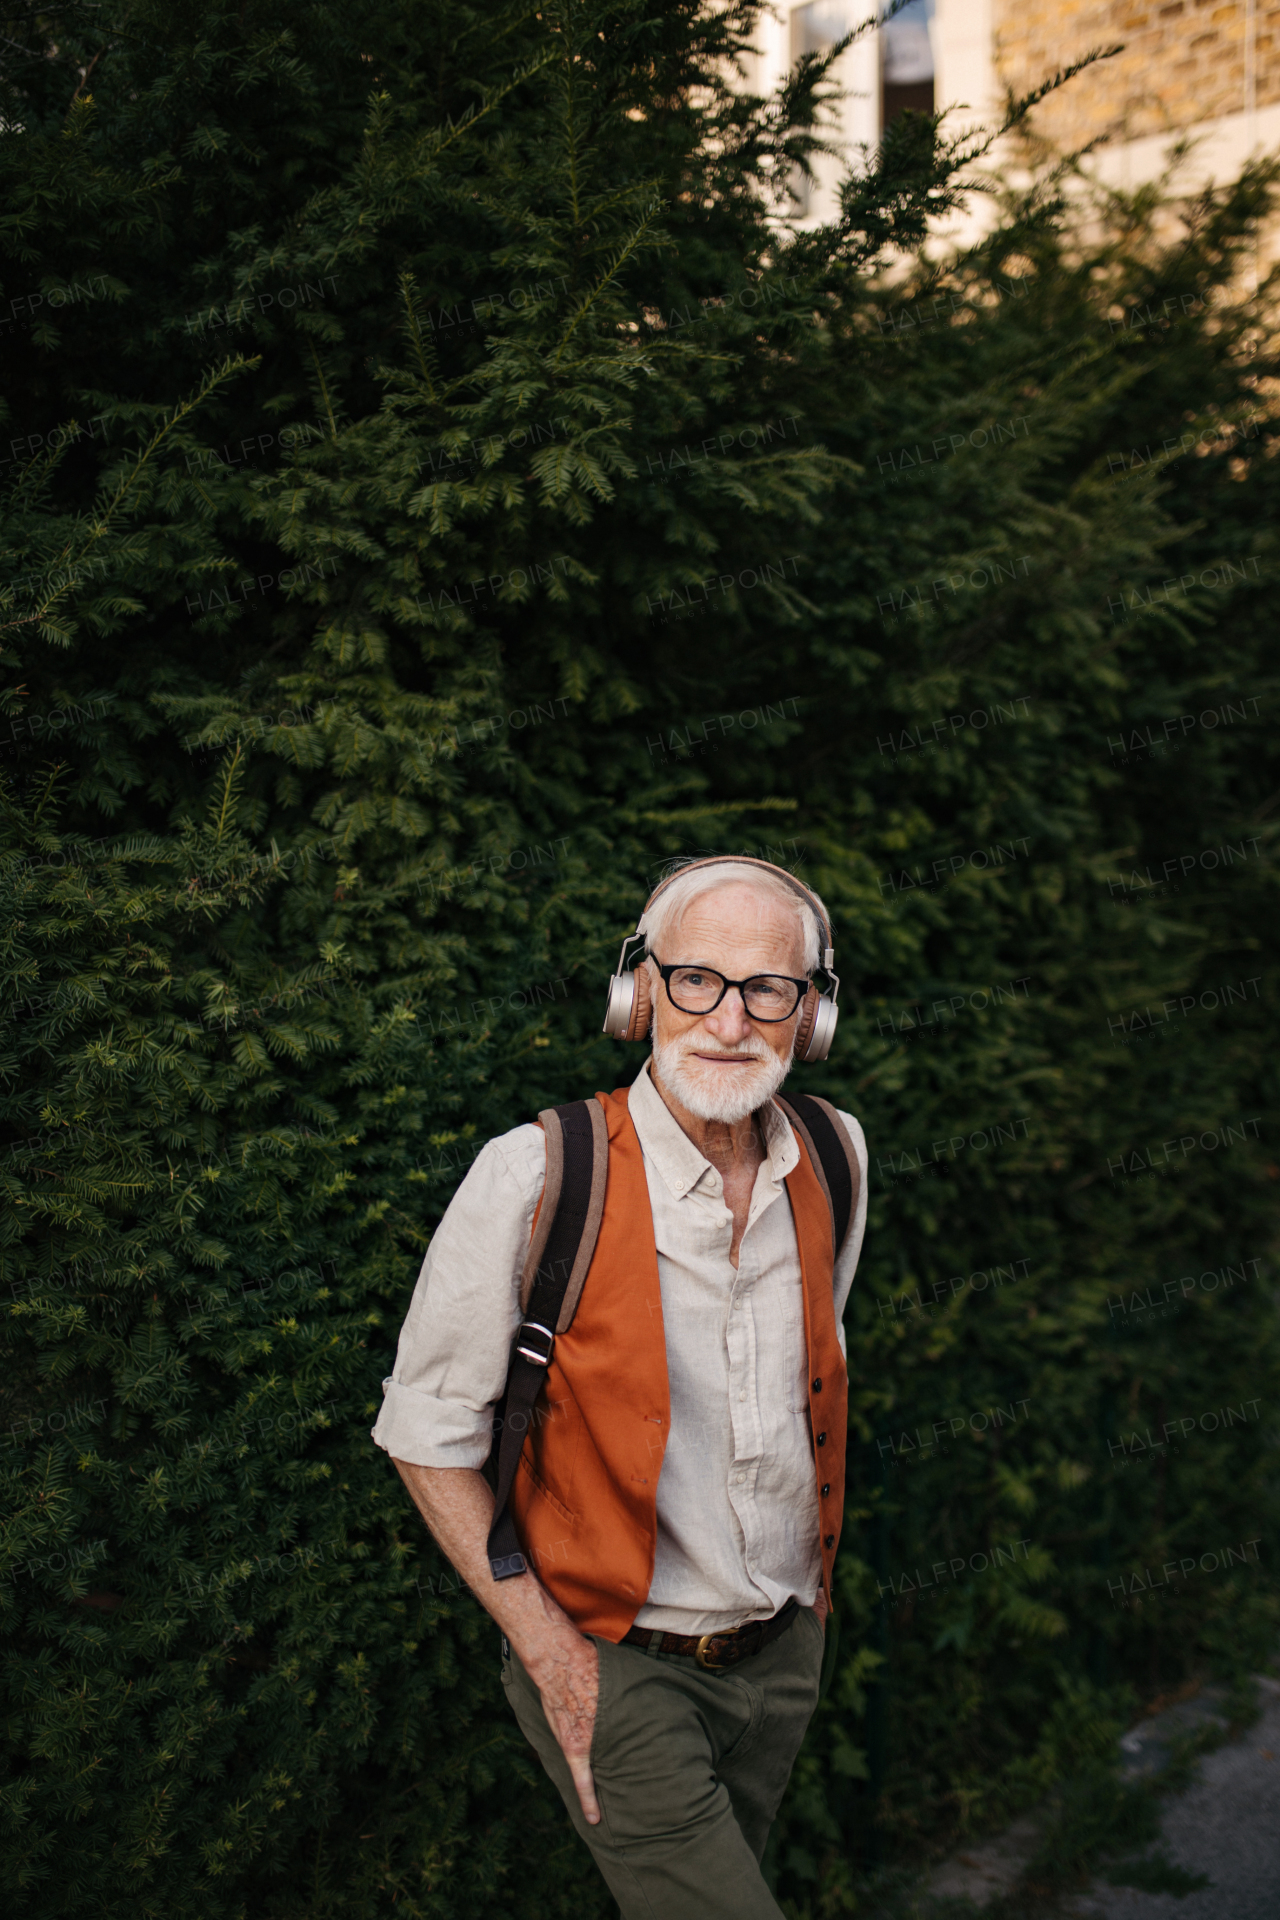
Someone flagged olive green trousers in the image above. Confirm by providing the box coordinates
[501,1605,824,1920]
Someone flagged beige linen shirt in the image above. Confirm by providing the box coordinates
[372,1059,868,1634]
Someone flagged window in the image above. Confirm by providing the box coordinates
[881,0,935,129]
[790,0,857,63]
[785,2,934,215]
[788,3,861,214]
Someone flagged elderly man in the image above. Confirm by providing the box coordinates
[373,856,868,1920]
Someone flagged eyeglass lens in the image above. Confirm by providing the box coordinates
[667,966,800,1020]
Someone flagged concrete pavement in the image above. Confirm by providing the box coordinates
[1069,1675,1280,1920]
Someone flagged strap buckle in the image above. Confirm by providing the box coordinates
[694,1632,729,1672]
[516,1320,555,1367]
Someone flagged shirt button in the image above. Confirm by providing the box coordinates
[674,1179,685,1191]
[739,1393,746,1402]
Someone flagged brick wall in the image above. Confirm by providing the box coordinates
[992,1,1280,150]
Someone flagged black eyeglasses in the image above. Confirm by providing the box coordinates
[654,961,810,1023]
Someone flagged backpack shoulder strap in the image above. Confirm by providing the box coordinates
[518,1098,610,1329]
[774,1092,861,1260]
[485,1097,609,1581]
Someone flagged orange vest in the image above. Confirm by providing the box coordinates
[510,1084,849,1640]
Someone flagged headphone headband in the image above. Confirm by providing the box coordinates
[639,855,832,958]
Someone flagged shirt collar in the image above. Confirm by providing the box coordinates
[627,1056,800,1197]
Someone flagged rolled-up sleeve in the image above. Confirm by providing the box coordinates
[371,1123,546,1467]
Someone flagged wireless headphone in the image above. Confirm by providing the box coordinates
[601,855,840,1062]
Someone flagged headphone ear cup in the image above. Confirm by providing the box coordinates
[793,985,820,1061]
[796,987,838,1063]
[602,969,636,1039]
[625,963,653,1041]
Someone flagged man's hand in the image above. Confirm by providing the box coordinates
[525,1625,601,1825]
[391,1460,604,1823]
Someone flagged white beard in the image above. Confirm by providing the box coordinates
[651,1029,792,1124]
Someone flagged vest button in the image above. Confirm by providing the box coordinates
[816,1432,826,1446]
[812,1378,822,1391]
[821,1483,830,1496]
[824,1534,835,1548]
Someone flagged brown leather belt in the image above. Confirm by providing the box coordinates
[621,1597,800,1671]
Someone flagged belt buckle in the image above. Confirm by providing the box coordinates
[694,1631,729,1672]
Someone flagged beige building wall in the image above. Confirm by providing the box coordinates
[748,2,1280,237]
[992,1,1280,151]
[987,0,1280,260]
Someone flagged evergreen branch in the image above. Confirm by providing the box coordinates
[0,356,257,643]
[995,47,1127,145]
[68,43,105,108]
[562,35,582,237]
[210,746,245,846]
[86,357,258,544]
[307,341,339,439]
[552,209,669,368]
[425,48,559,162]
[396,271,439,403]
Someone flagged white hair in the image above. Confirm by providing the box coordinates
[640,860,826,973]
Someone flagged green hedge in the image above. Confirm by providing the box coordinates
[2,4,1278,1914]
